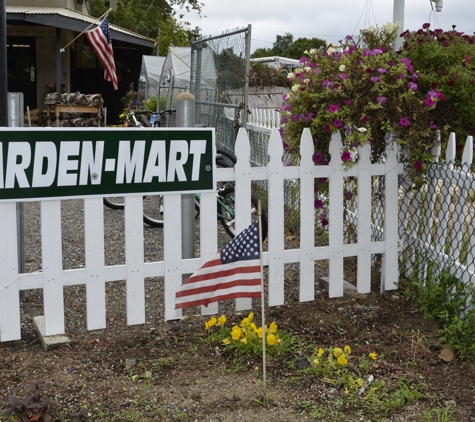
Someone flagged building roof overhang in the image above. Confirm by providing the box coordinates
[6,6,155,48]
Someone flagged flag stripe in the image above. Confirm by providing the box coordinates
[175,221,262,309]
[176,277,261,298]
[85,15,118,90]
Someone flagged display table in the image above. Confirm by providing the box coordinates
[46,105,103,127]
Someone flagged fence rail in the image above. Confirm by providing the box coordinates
[0,128,401,342]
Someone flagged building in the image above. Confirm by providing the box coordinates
[6,0,155,123]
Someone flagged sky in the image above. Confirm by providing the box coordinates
[177,0,475,53]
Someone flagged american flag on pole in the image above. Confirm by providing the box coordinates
[85,14,118,90]
[175,221,262,309]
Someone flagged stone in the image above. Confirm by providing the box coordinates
[32,316,70,351]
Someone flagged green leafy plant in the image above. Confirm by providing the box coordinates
[399,23,475,157]
[0,381,59,422]
[203,313,295,356]
[143,96,158,112]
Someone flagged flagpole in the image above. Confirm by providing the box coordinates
[258,200,267,403]
[60,8,112,52]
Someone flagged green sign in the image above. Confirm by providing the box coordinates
[0,128,215,202]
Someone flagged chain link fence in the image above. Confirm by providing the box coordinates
[191,27,251,154]
[399,159,475,317]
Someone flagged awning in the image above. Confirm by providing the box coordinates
[6,6,155,48]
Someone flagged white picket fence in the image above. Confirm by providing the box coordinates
[248,107,281,129]
[399,133,474,289]
[0,128,402,342]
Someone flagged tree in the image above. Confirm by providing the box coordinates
[89,0,202,54]
[282,37,326,59]
[251,33,326,60]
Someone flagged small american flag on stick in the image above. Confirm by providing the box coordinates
[175,221,262,309]
[85,14,118,90]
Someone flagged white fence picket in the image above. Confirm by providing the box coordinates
[267,128,285,306]
[0,203,21,341]
[84,197,106,330]
[41,200,65,336]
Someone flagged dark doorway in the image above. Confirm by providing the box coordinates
[7,37,37,109]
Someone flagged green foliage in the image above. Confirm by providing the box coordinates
[399,268,475,360]
[89,0,201,55]
[251,33,326,60]
[399,23,475,152]
[143,96,157,111]
[203,313,296,356]
[249,62,291,88]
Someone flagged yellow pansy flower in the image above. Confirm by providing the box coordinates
[369,352,378,360]
[269,322,277,333]
[218,315,227,326]
[241,317,250,327]
[223,338,231,345]
[357,378,364,387]
[333,347,343,357]
[344,345,352,355]
[231,327,241,340]
[317,348,325,357]
[256,327,263,339]
[313,359,320,366]
[240,338,247,345]
[267,333,276,346]
[337,354,348,366]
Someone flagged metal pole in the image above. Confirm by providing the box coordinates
[0,0,8,127]
[7,93,26,299]
[56,28,62,92]
[176,92,196,280]
[392,0,405,51]
[241,24,252,129]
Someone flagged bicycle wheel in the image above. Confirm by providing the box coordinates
[142,195,165,227]
[217,186,268,241]
[142,195,200,227]
[103,197,125,210]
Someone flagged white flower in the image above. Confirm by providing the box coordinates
[305,66,311,72]
[304,50,309,55]
[292,84,300,92]
[303,79,310,84]
[339,65,346,72]
[309,48,316,55]
[287,72,294,79]
[358,127,367,133]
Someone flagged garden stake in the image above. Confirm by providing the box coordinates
[258,200,267,403]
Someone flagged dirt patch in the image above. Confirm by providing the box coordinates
[2,290,475,421]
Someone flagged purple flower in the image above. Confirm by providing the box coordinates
[299,56,309,63]
[283,103,291,111]
[399,117,410,127]
[333,119,343,128]
[346,191,353,200]
[377,68,387,74]
[429,121,438,129]
[397,73,406,79]
[292,113,304,122]
[343,100,353,105]
[322,79,332,88]
[345,35,353,40]
[338,73,347,80]
[324,125,330,132]
[401,57,414,73]
[415,161,423,171]
[281,115,288,124]
[282,141,288,150]
[304,113,314,122]
[321,218,329,227]
[361,116,369,123]
[370,76,381,83]
[313,153,323,164]
[341,151,351,162]
[424,98,435,107]
[328,104,339,113]
[408,82,418,91]
[376,96,387,104]
[314,199,324,209]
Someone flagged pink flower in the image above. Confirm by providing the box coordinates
[338,73,347,80]
[343,100,353,105]
[361,116,369,123]
[346,191,353,200]
[333,119,343,128]
[323,125,331,132]
[424,98,435,107]
[377,68,388,74]
[408,82,418,91]
[429,121,438,129]
[370,76,381,83]
[321,218,329,227]
[313,153,323,164]
[341,151,351,162]
[328,104,339,113]
[314,199,324,209]
[376,96,387,104]
[415,161,423,171]
[304,113,314,122]
[399,117,410,127]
